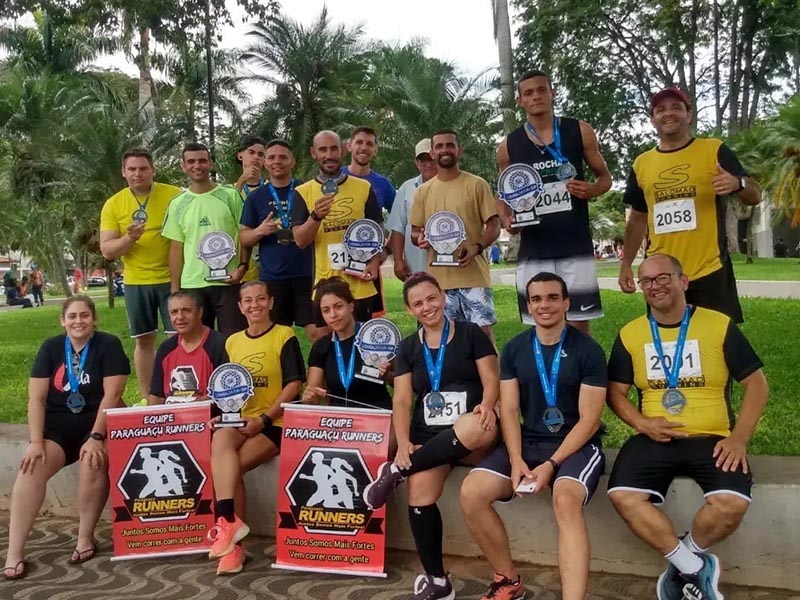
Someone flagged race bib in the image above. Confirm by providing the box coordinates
[535,181,572,216]
[653,199,697,234]
[327,243,348,270]
[423,391,467,427]
[644,339,702,381]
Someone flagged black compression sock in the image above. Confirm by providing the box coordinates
[400,428,470,476]
[215,498,235,523]
[409,503,445,577]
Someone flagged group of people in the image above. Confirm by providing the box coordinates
[3,69,768,600]
[3,266,44,308]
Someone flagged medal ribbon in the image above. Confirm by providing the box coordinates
[333,323,361,393]
[648,306,692,389]
[532,326,567,409]
[422,318,449,393]
[267,180,295,229]
[64,335,92,396]
[242,178,264,196]
[131,186,152,213]
[525,116,568,165]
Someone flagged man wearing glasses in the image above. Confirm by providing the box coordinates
[606,253,768,600]
[618,88,761,323]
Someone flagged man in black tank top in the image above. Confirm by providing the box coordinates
[497,70,612,335]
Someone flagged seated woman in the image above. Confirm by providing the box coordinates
[3,296,130,580]
[363,272,499,600]
[208,281,305,575]
[5,278,33,308]
[302,277,394,410]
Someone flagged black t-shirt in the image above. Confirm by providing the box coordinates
[501,326,606,442]
[308,326,392,410]
[395,321,497,437]
[31,331,131,415]
[506,118,593,259]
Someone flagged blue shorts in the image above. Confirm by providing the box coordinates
[473,439,605,504]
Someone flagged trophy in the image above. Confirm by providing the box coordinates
[354,318,401,383]
[197,232,237,281]
[498,164,544,226]
[208,363,254,428]
[425,211,467,266]
[342,219,385,276]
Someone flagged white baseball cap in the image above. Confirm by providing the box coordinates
[414,138,432,157]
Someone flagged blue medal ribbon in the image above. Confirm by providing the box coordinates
[333,324,361,394]
[532,326,567,410]
[242,178,264,196]
[525,116,568,165]
[422,318,449,393]
[64,335,91,403]
[648,306,692,389]
[267,180,295,229]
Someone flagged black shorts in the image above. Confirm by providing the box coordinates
[474,439,605,504]
[44,411,96,465]
[687,257,743,324]
[608,434,753,504]
[125,283,173,336]
[268,277,314,327]
[261,424,283,449]
[314,293,383,327]
[196,285,248,338]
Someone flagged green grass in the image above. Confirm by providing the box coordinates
[595,254,800,281]
[1,281,798,455]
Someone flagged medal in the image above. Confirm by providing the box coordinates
[131,208,148,224]
[662,388,687,415]
[267,180,295,244]
[649,306,692,414]
[556,162,577,181]
[322,178,339,195]
[533,326,568,434]
[64,336,92,414]
[333,324,360,399]
[422,318,450,414]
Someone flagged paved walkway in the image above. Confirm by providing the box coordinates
[1,516,796,599]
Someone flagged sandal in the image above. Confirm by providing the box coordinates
[2,560,28,580]
[69,543,97,564]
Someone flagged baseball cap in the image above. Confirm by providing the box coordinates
[414,138,432,158]
[650,87,690,114]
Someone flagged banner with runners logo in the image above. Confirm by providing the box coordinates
[273,404,392,577]
[106,402,215,560]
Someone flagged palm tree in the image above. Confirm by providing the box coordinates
[490,0,516,133]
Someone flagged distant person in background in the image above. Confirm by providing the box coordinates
[19,276,29,298]
[5,279,33,308]
[773,237,788,258]
[30,265,44,307]
[72,268,83,294]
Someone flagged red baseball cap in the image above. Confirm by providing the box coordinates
[650,87,691,114]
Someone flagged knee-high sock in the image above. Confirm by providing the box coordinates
[400,428,470,476]
[409,503,445,577]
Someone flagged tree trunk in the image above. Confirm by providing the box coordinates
[138,25,156,144]
[713,0,722,130]
[745,205,756,263]
[494,0,515,134]
[106,264,115,308]
[725,199,742,255]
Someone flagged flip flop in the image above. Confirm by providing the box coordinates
[69,543,97,564]
[2,560,27,581]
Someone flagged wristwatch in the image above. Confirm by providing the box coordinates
[260,414,273,429]
[310,210,323,222]
[735,177,746,193]
[89,432,106,442]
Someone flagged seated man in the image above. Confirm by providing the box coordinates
[607,253,768,600]
[208,281,305,575]
[460,272,606,600]
[149,290,228,405]
[5,279,33,308]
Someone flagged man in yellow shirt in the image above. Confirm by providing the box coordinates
[100,148,181,398]
[606,253,768,600]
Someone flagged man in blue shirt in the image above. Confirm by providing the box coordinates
[343,126,397,211]
[239,139,318,340]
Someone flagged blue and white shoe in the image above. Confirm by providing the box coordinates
[657,563,684,600]
[680,552,723,600]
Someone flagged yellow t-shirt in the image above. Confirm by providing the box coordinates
[630,137,728,281]
[612,306,763,437]
[294,176,381,301]
[99,182,182,285]
[224,324,306,423]
[235,186,260,283]
[409,171,497,290]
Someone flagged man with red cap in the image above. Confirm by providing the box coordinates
[618,88,761,323]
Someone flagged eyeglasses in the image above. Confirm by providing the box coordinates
[637,272,678,290]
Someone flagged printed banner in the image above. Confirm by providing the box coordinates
[273,404,392,577]
[106,401,215,560]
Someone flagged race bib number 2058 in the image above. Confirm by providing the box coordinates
[653,199,697,234]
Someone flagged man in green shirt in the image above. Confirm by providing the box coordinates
[162,142,248,337]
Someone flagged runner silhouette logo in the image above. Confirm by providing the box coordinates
[117,441,207,522]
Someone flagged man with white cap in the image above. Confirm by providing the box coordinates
[386,139,438,281]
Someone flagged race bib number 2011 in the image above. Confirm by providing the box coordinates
[643,339,702,382]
